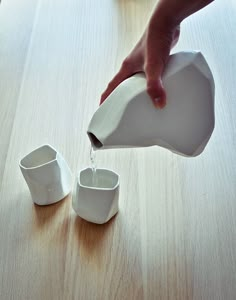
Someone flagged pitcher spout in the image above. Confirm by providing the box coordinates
[87,132,104,149]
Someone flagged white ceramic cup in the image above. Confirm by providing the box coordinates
[19,144,72,206]
[73,168,119,224]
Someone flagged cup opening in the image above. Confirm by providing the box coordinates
[79,168,119,190]
[87,132,103,149]
[20,145,57,169]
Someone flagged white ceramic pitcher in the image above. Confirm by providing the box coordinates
[87,51,215,157]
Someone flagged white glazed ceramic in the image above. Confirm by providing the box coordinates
[87,51,215,157]
[20,145,72,205]
[73,168,119,224]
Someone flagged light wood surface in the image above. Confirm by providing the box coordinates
[0,0,236,299]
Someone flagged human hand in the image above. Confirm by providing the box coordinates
[100,19,180,108]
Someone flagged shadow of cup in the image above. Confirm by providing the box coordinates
[74,215,116,259]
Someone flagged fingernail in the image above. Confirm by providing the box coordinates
[154,97,161,108]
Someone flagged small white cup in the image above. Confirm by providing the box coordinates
[19,144,72,206]
[73,167,119,224]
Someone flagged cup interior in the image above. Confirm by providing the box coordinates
[79,168,119,189]
[20,145,57,169]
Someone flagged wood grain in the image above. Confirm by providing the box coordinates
[0,0,235,299]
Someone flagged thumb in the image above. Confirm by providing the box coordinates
[100,60,134,105]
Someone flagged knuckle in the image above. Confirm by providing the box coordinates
[146,85,157,97]
[107,81,112,88]
[121,58,133,71]
[144,63,153,73]
[147,79,158,91]
[107,79,115,89]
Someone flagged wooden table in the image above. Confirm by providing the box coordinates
[0,0,236,299]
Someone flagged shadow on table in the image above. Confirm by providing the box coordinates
[33,194,70,228]
[74,214,116,256]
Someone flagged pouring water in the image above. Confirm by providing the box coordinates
[90,146,97,186]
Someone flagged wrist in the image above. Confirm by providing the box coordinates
[148,4,181,33]
[149,0,214,28]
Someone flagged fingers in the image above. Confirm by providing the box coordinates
[100,60,167,109]
[147,78,166,109]
[100,22,180,108]
[144,25,180,109]
[145,64,166,109]
[100,60,134,105]
[171,25,181,48]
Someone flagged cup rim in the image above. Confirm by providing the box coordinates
[78,167,119,191]
[19,144,58,170]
